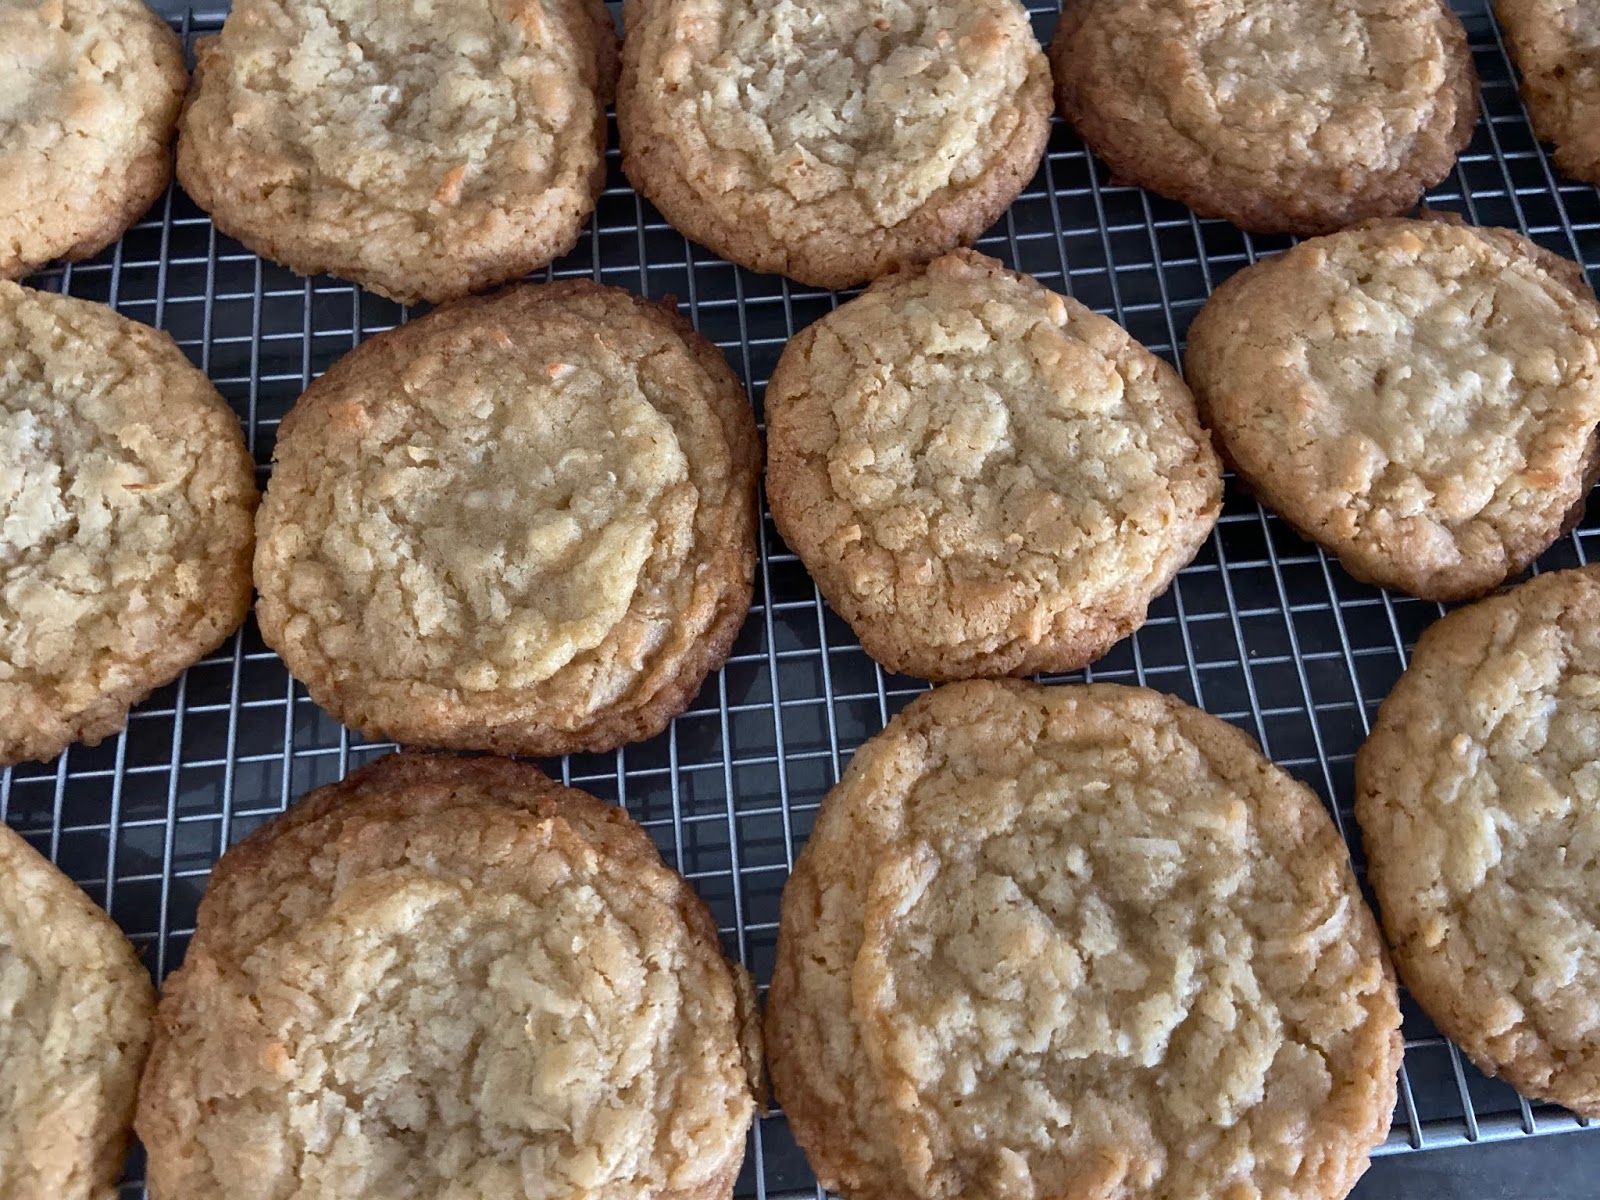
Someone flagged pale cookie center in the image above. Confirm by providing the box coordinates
[850,757,1354,1200]
[0,7,123,133]
[246,0,577,203]
[1176,0,1444,171]
[670,0,1030,225]
[238,877,718,1197]
[314,358,690,692]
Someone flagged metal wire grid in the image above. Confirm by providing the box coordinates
[4,0,1599,1193]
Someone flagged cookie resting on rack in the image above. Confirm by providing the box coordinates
[617,0,1052,290]
[1185,216,1600,601]
[177,0,618,304]
[1357,565,1600,1117]
[136,752,763,1200]
[767,679,1403,1200]
[764,249,1222,681]
[0,0,187,279]
[1051,0,1478,235]
[1497,0,1600,185]
[0,822,155,1200]
[253,280,760,756]
[0,281,258,766]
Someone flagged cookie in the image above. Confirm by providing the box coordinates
[768,680,1402,1200]
[0,822,156,1200]
[176,0,618,305]
[254,280,759,756]
[1,0,186,279]
[1185,217,1600,601]
[0,282,258,766]
[1051,0,1478,235]
[1357,565,1600,1116]
[137,752,762,1200]
[764,250,1222,681]
[617,0,1052,290]
[1498,0,1600,185]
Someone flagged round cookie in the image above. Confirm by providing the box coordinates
[137,752,762,1200]
[0,281,258,766]
[1357,565,1600,1116]
[254,280,760,756]
[1051,0,1478,235]
[764,250,1222,681]
[177,0,618,305]
[1497,0,1600,185]
[1,0,186,280]
[768,680,1402,1200]
[617,0,1052,290]
[0,822,156,1200]
[1185,217,1600,602]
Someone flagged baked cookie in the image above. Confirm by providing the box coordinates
[1185,217,1600,601]
[765,250,1222,681]
[1357,565,1600,1116]
[1051,0,1478,235]
[254,281,759,755]
[137,752,762,1200]
[0,0,186,280]
[1498,0,1600,184]
[177,0,618,305]
[617,0,1052,290]
[768,680,1402,1200]
[0,822,156,1200]
[0,282,258,766]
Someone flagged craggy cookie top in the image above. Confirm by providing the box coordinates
[1052,0,1477,234]
[618,0,1051,288]
[768,681,1401,1200]
[765,251,1221,680]
[1186,218,1600,601]
[0,282,257,766]
[178,0,617,303]
[1357,566,1600,1116]
[1497,0,1600,184]
[137,753,761,1200]
[0,823,155,1200]
[254,281,759,755]
[0,0,186,278]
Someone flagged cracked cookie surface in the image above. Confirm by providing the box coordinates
[0,282,257,766]
[1051,0,1478,234]
[177,0,618,304]
[1185,217,1600,601]
[617,0,1051,289]
[765,250,1221,680]
[1497,0,1600,185]
[137,752,762,1200]
[768,680,1402,1200]
[0,823,155,1200]
[1357,565,1600,1116]
[0,0,186,279]
[254,280,759,755]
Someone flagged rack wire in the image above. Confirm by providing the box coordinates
[6,1,1599,1194]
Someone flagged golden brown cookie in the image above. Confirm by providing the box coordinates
[177,0,618,305]
[0,822,156,1200]
[1051,0,1478,235]
[0,281,258,766]
[768,680,1402,1200]
[617,0,1052,290]
[254,280,759,756]
[137,752,762,1200]
[1357,565,1600,1116]
[0,0,186,280]
[765,250,1222,681]
[1498,0,1600,184]
[1185,217,1600,601]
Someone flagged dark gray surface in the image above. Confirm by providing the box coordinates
[10,0,1600,1196]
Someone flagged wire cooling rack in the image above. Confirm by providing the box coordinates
[7,1,1600,1194]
